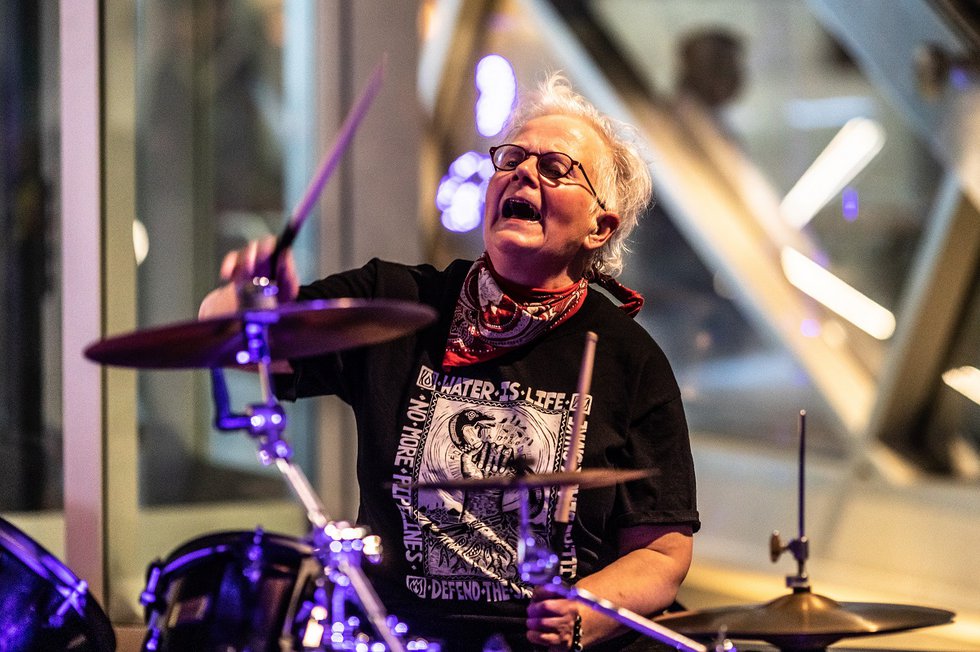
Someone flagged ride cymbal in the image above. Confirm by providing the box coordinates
[408,468,655,491]
[84,298,437,369]
[654,590,954,650]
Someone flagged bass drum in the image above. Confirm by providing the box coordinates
[140,529,322,652]
[0,516,116,651]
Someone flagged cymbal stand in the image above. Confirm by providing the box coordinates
[208,280,408,651]
[515,487,711,652]
[769,410,810,592]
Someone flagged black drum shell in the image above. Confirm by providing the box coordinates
[0,516,116,652]
[140,529,320,652]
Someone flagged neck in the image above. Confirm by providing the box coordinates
[486,253,589,291]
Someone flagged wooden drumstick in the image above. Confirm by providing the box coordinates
[269,54,387,278]
[555,331,598,525]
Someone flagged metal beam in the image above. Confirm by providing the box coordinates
[869,173,980,454]
[60,0,106,602]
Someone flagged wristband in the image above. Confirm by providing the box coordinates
[571,614,583,652]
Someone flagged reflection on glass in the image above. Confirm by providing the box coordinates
[913,272,980,477]
[423,1,976,466]
[135,1,311,506]
[0,3,62,513]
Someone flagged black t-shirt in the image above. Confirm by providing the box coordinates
[277,259,699,650]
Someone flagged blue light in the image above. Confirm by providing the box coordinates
[479,156,495,179]
[842,187,859,222]
[950,68,970,89]
[435,54,517,234]
[436,152,493,233]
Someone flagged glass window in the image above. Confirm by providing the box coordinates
[0,4,63,519]
[133,1,317,507]
[909,270,980,474]
[99,0,319,621]
[593,0,944,453]
[420,0,976,467]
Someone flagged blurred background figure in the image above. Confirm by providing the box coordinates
[674,27,746,134]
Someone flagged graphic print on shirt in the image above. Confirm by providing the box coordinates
[392,365,591,602]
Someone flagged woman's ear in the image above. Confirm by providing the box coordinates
[586,210,621,250]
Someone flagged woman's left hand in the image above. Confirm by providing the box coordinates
[526,585,581,650]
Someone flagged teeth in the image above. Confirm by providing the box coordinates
[502,198,540,221]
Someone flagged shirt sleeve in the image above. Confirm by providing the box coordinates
[272,259,386,402]
[613,348,700,533]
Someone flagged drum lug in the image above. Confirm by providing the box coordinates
[143,627,162,651]
[245,527,266,584]
[140,561,164,608]
[49,578,89,627]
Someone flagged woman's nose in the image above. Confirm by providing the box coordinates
[513,154,539,184]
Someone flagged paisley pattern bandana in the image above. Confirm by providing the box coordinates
[442,255,589,368]
[594,272,644,318]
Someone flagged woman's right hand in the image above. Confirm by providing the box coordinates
[199,235,299,318]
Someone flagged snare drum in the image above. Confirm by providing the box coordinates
[140,529,322,652]
[0,516,116,651]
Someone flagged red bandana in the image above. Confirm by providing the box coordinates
[594,272,644,318]
[442,256,645,368]
[442,256,589,368]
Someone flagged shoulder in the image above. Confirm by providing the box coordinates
[299,258,473,301]
[353,257,473,286]
[578,291,679,391]
[581,290,658,345]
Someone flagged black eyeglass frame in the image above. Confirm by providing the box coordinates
[489,144,607,210]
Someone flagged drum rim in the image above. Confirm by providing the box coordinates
[0,516,117,651]
[155,528,313,578]
[160,529,312,560]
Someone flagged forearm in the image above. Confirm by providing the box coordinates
[573,534,691,646]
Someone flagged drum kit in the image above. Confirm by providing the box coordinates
[46,292,953,651]
[81,275,718,651]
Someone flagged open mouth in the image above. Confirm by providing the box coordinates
[501,197,541,222]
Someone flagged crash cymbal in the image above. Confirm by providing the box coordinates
[84,298,437,369]
[410,468,655,491]
[654,590,954,650]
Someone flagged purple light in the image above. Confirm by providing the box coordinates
[437,152,493,233]
[478,156,495,179]
[950,68,970,90]
[440,181,484,232]
[801,318,821,338]
[434,54,517,233]
[842,187,859,222]
[435,175,460,211]
[449,151,484,178]
[474,55,517,138]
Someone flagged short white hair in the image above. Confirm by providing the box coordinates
[503,72,653,278]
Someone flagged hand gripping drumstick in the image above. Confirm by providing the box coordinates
[268,55,387,281]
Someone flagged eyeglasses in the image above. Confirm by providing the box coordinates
[489,143,606,210]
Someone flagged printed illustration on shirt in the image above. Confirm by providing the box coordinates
[393,365,590,602]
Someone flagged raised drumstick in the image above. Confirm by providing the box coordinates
[555,331,598,524]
